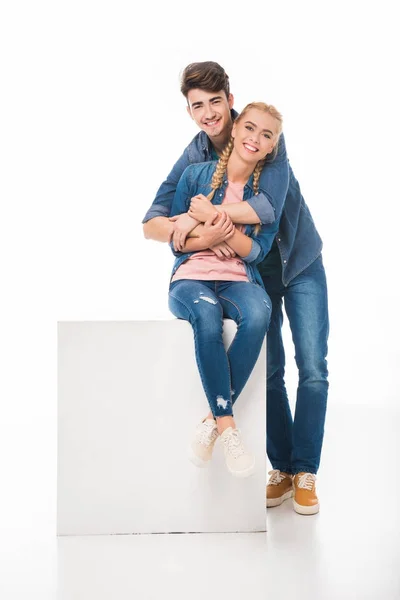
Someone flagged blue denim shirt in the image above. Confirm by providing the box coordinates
[142,111,323,286]
[169,162,279,288]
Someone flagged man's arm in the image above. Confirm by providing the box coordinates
[189,195,261,225]
[169,170,235,254]
[143,216,173,242]
[188,136,289,227]
[142,147,193,242]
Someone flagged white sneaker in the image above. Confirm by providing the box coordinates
[220,427,255,478]
[189,419,219,467]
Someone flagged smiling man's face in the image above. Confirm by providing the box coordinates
[186,88,234,148]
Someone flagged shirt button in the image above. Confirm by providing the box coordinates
[277,238,281,242]
[219,193,223,196]
[283,260,287,263]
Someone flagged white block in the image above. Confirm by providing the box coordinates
[57,319,266,535]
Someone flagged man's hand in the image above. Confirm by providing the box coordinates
[188,194,217,222]
[209,242,237,260]
[169,213,199,252]
[201,212,235,249]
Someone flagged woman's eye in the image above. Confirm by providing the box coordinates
[245,125,253,131]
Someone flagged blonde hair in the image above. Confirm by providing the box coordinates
[207,102,283,234]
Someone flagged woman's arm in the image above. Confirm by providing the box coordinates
[218,220,280,265]
[170,212,235,255]
[247,220,280,265]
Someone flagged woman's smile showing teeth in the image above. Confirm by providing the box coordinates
[243,143,258,153]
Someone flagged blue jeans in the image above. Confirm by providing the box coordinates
[262,255,329,475]
[169,280,272,418]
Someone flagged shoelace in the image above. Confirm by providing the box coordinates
[268,469,287,485]
[222,429,245,458]
[296,473,316,490]
[198,422,218,446]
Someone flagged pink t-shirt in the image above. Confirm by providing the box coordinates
[171,181,250,283]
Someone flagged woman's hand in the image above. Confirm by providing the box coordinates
[188,194,217,222]
[169,213,199,252]
[202,212,235,248]
[209,242,237,260]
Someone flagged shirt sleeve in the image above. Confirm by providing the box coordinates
[243,219,280,265]
[142,147,191,223]
[168,166,194,257]
[241,239,262,263]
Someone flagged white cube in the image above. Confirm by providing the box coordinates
[57,319,266,535]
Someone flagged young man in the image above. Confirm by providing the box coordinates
[142,62,329,515]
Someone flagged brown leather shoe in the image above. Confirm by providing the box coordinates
[266,470,293,507]
[293,472,320,515]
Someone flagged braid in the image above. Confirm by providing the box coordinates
[252,159,266,235]
[252,159,265,195]
[207,139,234,201]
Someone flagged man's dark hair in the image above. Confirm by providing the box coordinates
[180,61,230,100]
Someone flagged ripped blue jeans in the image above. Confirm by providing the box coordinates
[168,280,272,418]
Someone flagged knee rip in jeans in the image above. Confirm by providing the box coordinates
[193,294,218,305]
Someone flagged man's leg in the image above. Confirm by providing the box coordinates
[261,270,295,506]
[262,273,294,473]
[283,255,329,476]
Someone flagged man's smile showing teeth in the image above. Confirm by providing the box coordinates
[243,143,258,153]
[205,119,219,126]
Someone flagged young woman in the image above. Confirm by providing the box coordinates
[168,102,282,478]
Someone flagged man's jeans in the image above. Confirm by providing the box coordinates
[262,255,329,475]
[169,280,271,418]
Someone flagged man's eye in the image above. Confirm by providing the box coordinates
[264,134,271,139]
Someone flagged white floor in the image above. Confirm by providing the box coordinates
[1,404,400,600]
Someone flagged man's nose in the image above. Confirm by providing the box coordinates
[204,104,216,119]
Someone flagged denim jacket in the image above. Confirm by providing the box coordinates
[169,162,279,288]
[142,111,323,286]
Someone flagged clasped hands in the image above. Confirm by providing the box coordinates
[169,194,236,259]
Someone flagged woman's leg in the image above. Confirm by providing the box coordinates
[216,281,272,404]
[169,279,259,477]
[168,280,233,425]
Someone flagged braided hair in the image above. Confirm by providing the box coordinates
[207,139,234,202]
[206,102,282,235]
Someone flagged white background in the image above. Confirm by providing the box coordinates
[1,0,399,545]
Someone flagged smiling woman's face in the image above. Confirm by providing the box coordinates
[231,108,280,163]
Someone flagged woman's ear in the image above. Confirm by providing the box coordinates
[231,122,237,139]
